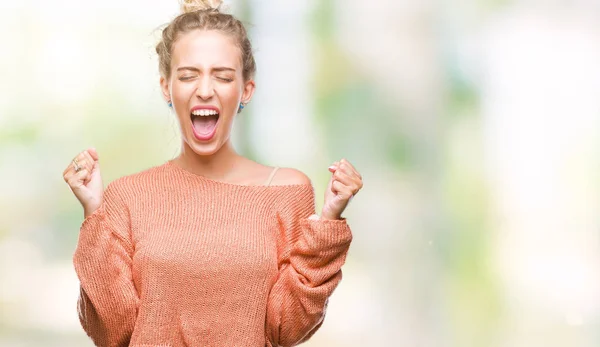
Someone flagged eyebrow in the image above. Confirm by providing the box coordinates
[176,66,236,73]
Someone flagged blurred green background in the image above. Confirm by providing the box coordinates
[1,0,599,346]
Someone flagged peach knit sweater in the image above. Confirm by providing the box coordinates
[73,161,352,347]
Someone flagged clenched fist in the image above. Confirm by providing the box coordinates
[63,148,104,218]
[321,158,363,220]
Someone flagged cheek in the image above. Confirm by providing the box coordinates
[171,83,191,102]
[218,85,243,107]
[170,87,190,122]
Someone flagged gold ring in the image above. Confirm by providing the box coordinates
[72,158,81,172]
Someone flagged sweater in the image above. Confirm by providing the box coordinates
[73,160,353,347]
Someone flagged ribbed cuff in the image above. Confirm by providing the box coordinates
[80,204,106,231]
[300,217,352,246]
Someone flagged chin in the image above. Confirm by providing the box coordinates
[187,140,221,157]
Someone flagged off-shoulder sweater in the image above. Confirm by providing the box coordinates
[73,160,352,347]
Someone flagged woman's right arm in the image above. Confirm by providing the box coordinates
[63,149,138,347]
[73,182,139,347]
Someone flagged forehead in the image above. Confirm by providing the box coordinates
[171,29,241,70]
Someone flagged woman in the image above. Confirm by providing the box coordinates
[63,1,363,346]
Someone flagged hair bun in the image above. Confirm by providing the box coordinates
[180,0,223,13]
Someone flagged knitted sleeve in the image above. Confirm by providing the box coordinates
[265,185,353,347]
[73,181,139,347]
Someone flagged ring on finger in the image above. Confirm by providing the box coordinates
[72,158,82,172]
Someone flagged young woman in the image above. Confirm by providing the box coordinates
[63,1,363,346]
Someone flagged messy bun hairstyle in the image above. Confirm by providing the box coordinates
[156,0,256,81]
[180,0,222,13]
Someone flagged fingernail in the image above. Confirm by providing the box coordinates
[328,165,336,171]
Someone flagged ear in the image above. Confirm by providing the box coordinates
[160,76,171,102]
[241,79,256,104]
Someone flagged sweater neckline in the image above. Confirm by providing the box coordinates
[164,160,312,189]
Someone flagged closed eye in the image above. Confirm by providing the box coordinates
[179,76,197,81]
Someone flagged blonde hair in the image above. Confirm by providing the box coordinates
[156,0,256,81]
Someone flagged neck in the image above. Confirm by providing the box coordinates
[174,140,244,181]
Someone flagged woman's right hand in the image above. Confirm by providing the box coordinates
[63,148,104,218]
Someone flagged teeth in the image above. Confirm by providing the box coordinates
[192,109,219,116]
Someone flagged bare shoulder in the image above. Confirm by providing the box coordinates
[270,167,312,186]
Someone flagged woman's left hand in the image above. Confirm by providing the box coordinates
[321,158,363,220]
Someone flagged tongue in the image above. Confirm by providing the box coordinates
[192,115,218,135]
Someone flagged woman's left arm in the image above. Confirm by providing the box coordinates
[265,186,353,347]
[265,159,362,347]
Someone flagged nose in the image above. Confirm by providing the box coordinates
[196,75,214,100]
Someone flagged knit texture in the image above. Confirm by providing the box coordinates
[73,160,352,347]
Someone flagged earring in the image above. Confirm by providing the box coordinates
[167,101,173,108]
[238,102,246,113]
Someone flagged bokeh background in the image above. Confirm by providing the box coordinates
[1,0,599,346]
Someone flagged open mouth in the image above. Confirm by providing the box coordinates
[190,109,219,140]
